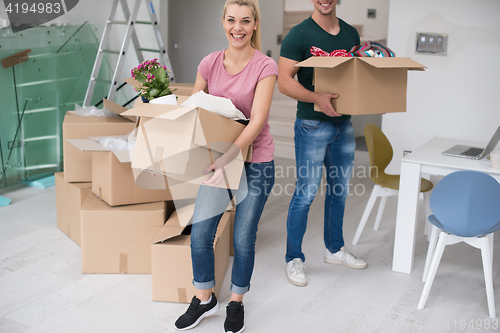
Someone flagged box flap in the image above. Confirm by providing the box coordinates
[194,108,246,153]
[66,138,132,163]
[358,57,426,71]
[153,204,196,244]
[121,103,196,119]
[296,56,353,68]
[157,106,198,120]
[110,150,132,163]
[103,99,128,115]
[131,112,198,175]
[67,138,109,152]
[124,77,142,88]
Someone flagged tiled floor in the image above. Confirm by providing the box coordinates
[0,152,499,333]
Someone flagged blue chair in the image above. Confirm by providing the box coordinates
[418,170,500,318]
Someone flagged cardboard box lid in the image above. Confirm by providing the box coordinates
[131,108,198,176]
[121,103,197,120]
[358,57,426,71]
[296,56,352,68]
[102,99,129,115]
[296,56,426,71]
[102,99,138,122]
[63,111,133,124]
[123,77,142,88]
[66,137,131,163]
[153,204,196,244]
[65,99,135,122]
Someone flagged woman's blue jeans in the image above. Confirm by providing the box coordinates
[286,119,355,263]
[191,161,275,295]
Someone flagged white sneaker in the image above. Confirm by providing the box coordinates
[286,258,307,286]
[324,246,367,269]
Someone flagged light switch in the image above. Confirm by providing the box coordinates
[416,32,447,55]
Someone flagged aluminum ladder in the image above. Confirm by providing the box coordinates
[83,0,174,106]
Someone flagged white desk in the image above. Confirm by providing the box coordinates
[392,137,500,274]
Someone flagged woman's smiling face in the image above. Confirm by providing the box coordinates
[223,4,258,49]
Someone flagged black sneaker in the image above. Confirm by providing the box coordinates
[174,292,219,331]
[224,301,245,333]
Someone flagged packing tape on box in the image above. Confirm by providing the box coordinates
[178,288,187,303]
[120,253,128,274]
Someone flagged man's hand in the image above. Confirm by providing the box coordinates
[316,92,341,117]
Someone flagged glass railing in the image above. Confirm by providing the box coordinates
[0,23,114,188]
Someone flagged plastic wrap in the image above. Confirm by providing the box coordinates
[181,91,247,120]
[74,104,119,117]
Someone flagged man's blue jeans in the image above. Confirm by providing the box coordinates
[191,161,275,294]
[286,119,355,263]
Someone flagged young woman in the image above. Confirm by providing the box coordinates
[174,1,277,332]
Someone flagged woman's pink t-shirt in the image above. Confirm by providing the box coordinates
[197,49,278,163]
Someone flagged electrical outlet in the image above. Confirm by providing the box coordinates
[277,34,282,44]
[367,9,376,19]
[416,32,447,55]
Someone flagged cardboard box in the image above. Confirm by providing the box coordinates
[55,172,91,246]
[92,151,175,206]
[151,205,231,303]
[296,57,426,115]
[80,192,170,274]
[67,136,177,206]
[63,106,136,182]
[170,83,195,96]
[121,103,250,193]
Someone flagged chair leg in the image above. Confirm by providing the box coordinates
[422,225,439,282]
[418,232,448,310]
[480,235,496,318]
[352,185,381,245]
[423,192,432,239]
[373,195,388,231]
[489,233,494,269]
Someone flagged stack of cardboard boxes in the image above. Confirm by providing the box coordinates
[56,83,238,303]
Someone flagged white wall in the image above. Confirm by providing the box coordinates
[167,0,284,83]
[167,0,228,84]
[284,0,390,40]
[383,0,500,173]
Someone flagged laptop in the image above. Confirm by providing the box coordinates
[442,126,500,160]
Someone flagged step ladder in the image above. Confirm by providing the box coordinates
[83,0,174,107]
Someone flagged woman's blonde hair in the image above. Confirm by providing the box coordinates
[222,0,261,51]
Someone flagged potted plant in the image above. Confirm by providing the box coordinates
[131,58,176,103]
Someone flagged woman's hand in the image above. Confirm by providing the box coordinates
[203,144,241,186]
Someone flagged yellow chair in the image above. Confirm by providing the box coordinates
[352,124,434,245]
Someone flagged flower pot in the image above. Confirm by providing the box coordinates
[149,94,177,105]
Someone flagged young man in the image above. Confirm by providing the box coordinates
[278,0,367,287]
